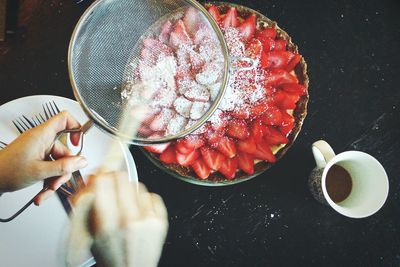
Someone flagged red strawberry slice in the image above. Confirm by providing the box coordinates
[200,147,225,170]
[183,7,200,36]
[183,135,206,149]
[250,119,265,142]
[159,20,173,44]
[250,103,268,118]
[191,158,211,179]
[160,145,177,164]
[264,126,289,145]
[176,149,200,166]
[257,35,275,52]
[285,54,302,72]
[260,52,269,69]
[169,20,193,49]
[261,106,283,125]
[208,5,221,23]
[279,111,295,135]
[254,140,276,163]
[222,7,239,28]
[246,39,263,59]
[237,152,255,175]
[226,120,250,140]
[274,90,300,110]
[144,142,171,154]
[138,125,153,137]
[238,14,257,41]
[257,27,277,40]
[205,129,224,145]
[263,69,298,86]
[176,139,194,154]
[219,156,238,179]
[231,105,251,120]
[237,137,257,154]
[217,137,237,158]
[274,39,287,51]
[280,83,307,95]
[262,51,295,69]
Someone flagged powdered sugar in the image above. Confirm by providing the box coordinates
[190,101,211,120]
[174,96,193,118]
[167,114,188,135]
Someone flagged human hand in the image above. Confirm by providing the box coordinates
[68,172,168,267]
[0,111,88,205]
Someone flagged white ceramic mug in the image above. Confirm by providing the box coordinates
[308,140,389,218]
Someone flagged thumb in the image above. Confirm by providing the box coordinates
[36,156,88,179]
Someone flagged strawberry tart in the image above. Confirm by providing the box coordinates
[134,3,309,184]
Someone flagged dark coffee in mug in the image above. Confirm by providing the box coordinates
[325,165,352,203]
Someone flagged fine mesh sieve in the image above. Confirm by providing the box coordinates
[68,0,230,145]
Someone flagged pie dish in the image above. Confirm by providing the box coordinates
[139,2,309,185]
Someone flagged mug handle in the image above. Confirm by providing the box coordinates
[312,140,336,169]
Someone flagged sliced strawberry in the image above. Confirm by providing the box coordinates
[264,126,289,145]
[238,14,257,41]
[246,39,263,59]
[191,158,211,179]
[176,139,194,154]
[258,35,275,52]
[279,111,295,135]
[183,135,206,149]
[219,156,238,179]
[138,125,153,137]
[274,39,287,51]
[205,129,224,145]
[285,54,302,72]
[160,145,177,164]
[250,119,265,142]
[237,152,255,175]
[263,69,298,86]
[237,136,257,154]
[257,27,277,40]
[217,137,237,158]
[274,90,300,110]
[260,52,269,69]
[169,20,193,48]
[176,149,200,166]
[262,51,295,69]
[208,5,222,22]
[280,83,307,95]
[222,7,239,28]
[200,147,225,170]
[231,105,250,120]
[159,20,173,44]
[250,103,268,118]
[183,7,200,35]
[144,142,171,154]
[261,106,283,125]
[254,140,276,163]
[226,119,250,140]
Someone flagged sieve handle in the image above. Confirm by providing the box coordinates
[53,120,94,156]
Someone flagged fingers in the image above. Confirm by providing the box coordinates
[114,172,140,225]
[38,111,82,146]
[35,156,88,179]
[51,141,72,159]
[149,193,168,220]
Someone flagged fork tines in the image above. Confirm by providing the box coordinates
[43,101,60,119]
[0,140,6,149]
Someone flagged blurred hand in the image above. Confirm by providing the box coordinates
[0,111,88,205]
[68,172,168,267]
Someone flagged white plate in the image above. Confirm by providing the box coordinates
[0,95,138,267]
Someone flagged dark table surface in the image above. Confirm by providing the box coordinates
[1,0,399,266]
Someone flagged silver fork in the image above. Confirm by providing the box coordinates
[42,101,86,190]
[0,140,6,149]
